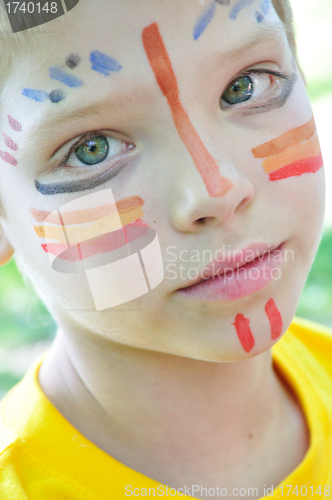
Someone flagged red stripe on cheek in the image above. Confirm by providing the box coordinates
[265,298,283,340]
[0,150,17,166]
[233,314,255,353]
[269,153,323,181]
[142,22,233,198]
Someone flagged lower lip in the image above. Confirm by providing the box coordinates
[176,246,284,302]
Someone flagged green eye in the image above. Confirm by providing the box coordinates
[75,136,109,165]
[221,76,253,106]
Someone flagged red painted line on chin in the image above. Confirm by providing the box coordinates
[233,313,255,353]
[265,298,283,340]
[269,153,323,181]
[0,150,17,166]
[142,22,233,198]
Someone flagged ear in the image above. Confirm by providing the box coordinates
[0,224,14,266]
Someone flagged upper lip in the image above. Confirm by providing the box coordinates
[177,242,283,290]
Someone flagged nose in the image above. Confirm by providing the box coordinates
[169,160,254,232]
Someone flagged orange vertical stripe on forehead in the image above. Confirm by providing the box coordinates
[262,134,321,174]
[252,117,316,159]
[142,22,233,197]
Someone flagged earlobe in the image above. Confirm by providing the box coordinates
[0,225,14,266]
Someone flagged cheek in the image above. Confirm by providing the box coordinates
[28,189,164,313]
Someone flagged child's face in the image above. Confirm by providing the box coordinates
[0,0,325,361]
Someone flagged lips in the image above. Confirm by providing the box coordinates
[176,243,285,302]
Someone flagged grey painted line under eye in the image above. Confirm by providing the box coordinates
[35,164,121,195]
[243,72,298,116]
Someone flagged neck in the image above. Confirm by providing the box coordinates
[40,324,288,452]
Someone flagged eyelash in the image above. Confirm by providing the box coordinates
[220,67,291,111]
[54,131,134,177]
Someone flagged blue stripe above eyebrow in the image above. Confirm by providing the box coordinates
[193,0,217,40]
[22,89,48,102]
[260,0,270,15]
[229,0,254,20]
[49,66,84,87]
[90,51,122,75]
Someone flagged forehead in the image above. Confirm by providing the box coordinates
[3,0,288,138]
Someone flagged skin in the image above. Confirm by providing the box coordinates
[0,0,325,498]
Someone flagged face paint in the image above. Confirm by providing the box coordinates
[35,158,126,195]
[3,133,18,151]
[255,0,270,22]
[233,313,255,353]
[42,220,148,261]
[65,53,81,69]
[90,51,122,76]
[265,298,282,340]
[0,151,17,166]
[252,117,316,158]
[252,117,324,181]
[255,12,264,22]
[34,189,164,310]
[31,195,144,224]
[142,23,233,197]
[263,135,321,174]
[48,89,66,103]
[260,0,270,15]
[193,0,217,40]
[49,66,84,87]
[22,89,48,102]
[229,0,254,20]
[8,115,22,132]
[32,195,145,252]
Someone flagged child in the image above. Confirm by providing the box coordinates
[0,0,331,498]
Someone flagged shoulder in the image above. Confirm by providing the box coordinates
[287,316,332,365]
[274,317,332,389]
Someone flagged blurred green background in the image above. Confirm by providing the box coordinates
[0,0,331,400]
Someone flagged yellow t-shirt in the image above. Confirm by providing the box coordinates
[0,317,332,499]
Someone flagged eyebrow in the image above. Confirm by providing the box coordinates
[216,23,288,65]
[33,23,288,137]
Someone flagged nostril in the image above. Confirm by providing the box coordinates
[237,196,252,212]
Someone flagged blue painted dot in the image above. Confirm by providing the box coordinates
[255,11,264,22]
[48,89,66,103]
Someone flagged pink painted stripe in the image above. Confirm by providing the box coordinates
[7,115,22,132]
[3,133,18,151]
[0,150,17,166]
[233,313,255,353]
[269,153,323,181]
[41,220,149,262]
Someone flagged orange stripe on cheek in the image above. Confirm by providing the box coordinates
[34,209,142,244]
[142,22,233,198]
[252,117,316,158]
[30,196,144,224]
[263,134,321,174]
